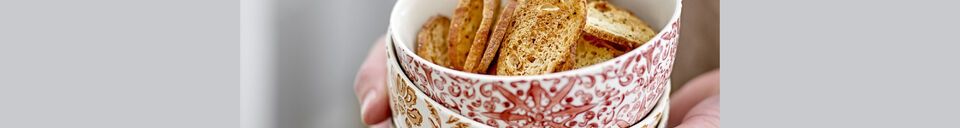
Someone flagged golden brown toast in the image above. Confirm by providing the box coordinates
[416,15,452,67]
[583,1,656,49]
[556,35,625,71]
[463,0,516,74]
[447,0,497,70]
[495,0,587,76]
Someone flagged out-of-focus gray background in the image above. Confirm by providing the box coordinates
[274,0,396,127]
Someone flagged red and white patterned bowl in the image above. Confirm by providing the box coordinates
[387,48,487,128]
[387,0,681,127]
[386,49,672,128]
[627,89,669,128]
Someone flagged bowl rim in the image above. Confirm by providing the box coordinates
[388,54,493,128]
[390,54,673,127]
[388,0,682,80]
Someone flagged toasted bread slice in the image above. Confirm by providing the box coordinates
[486,56,499,75]
[447,0,496,70]
[463,0,516,74]
[495,0,587,76]
[416,15,452,67]
[556,35,625,71]
[583,1,656,49]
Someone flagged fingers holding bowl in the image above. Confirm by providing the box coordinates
[354,35,392,125]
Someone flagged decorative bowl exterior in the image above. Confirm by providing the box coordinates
[388,0,681,127]
[388,57,489,128]
[387,50,672,128]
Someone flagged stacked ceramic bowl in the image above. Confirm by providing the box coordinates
[386,0,681,127]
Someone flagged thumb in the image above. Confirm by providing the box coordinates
[673,95,719,128]
[368,119,393,128]
[354,35,391,125]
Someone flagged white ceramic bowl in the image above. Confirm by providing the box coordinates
[388,49,490,128]
[388,40,672,128]
[388,44,672,127]
[388,0,680,127]
[628,85,670,128]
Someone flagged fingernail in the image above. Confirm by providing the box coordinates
[370,119,393,128]
[360,91,378,123]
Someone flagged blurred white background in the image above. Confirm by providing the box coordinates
[275,0,396,127]
[246,0,397,127]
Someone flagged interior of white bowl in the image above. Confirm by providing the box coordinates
[389,0,680,77]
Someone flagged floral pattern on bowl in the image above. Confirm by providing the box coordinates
[387,54,672,128]
[387,0,681,127]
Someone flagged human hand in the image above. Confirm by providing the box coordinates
[668,69,720,128]
[354,35,393,127]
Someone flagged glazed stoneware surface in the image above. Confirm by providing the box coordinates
[387,54,672,128]
[388,0,681,127]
